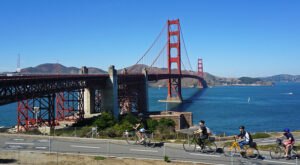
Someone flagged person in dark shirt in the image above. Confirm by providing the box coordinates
[194,120,209,146]
[279,128,295,159]
[235,126,252,149]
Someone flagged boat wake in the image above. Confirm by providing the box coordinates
[281,92,293,95]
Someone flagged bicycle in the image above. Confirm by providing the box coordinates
[270,138,299,159]
[123,129,156,147]
[183,133,217,154]
[223,137,259,159]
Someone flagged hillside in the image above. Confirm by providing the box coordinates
[21,63,107,74]
[16,63,279,87]
[261,74,300,82]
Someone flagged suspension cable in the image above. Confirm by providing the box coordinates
[149,42,167,68]
[181,59,187,72]
[179,24,194,71]
[135,23,167,65]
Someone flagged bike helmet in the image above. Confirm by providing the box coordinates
[283,128,290,133]
[239,125,245,129]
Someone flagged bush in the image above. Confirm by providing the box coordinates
[119,113,138,125]
[77,126,93,137]
[93,112,116,130]
[252,132,271,139]
[158,118,175,128]
[164,155,170,163]
[24,128,42,135]
[155,118,176,140]
[147,118,158,133]
[105,127,118,137]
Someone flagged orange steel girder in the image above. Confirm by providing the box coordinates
[167,19,182,100]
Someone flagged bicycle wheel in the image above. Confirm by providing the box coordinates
[291,147,299,158]
[245,147,259,159]
[147,133,156,148]
[203,142,217,154]
[126,131,138,145]
[183,136,197,152]
[223,143,237,157]
[270,146,283,159]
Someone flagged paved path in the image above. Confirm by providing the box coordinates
[0,134,298,165]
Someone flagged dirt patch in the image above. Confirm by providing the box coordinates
[0,151,207,165]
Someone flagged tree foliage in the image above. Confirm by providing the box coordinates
[93,112,116,130]
[238,77,261,84]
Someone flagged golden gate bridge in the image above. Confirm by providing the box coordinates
[0,19,207,132]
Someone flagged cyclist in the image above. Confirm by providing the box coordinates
[235,125,253,150]
[193,120,209,146]
[133,113,148,143]
[279,128,295,159]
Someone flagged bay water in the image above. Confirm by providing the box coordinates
[1,83,299,135]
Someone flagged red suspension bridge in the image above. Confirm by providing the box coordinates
[0,19,207,131]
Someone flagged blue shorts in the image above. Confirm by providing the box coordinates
[239,140,249,149]
[139,128,145,133]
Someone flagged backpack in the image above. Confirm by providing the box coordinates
[246,131,253,143]
[206,127,212,135]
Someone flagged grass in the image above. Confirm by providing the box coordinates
[223,141,233,146]
[94,156,106,160]
[52,126,92,137]
[164,155,171,163]
[257,144,277,151]
[252,132,271,139]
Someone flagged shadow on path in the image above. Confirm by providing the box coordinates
[0,159,17,164]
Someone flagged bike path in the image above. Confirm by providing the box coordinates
[0,134,298,165]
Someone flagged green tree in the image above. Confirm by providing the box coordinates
[93,112,116,130]
[120,113,139,125]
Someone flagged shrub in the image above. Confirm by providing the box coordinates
[158,118,175,127]
[164,155,170,163]
[93,112,116,130]
[94,156,106,160]
[105,127,118,137]
[77,126,93,137]
[147,118,158,133]
[120,113,138,125]
[155,118,176,140]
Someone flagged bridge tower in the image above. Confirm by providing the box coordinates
[198,58,203,77]
[167,19,182,102]
[198,58,204,88]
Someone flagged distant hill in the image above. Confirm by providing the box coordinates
[261,74,300,82]
[121,64,248,87]
[17,63,281,87]
[21,63,107,74]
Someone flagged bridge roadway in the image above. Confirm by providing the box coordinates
[0,73,206,106]
[0,134,298,165]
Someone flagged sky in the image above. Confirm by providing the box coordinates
[0,0,299,77]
